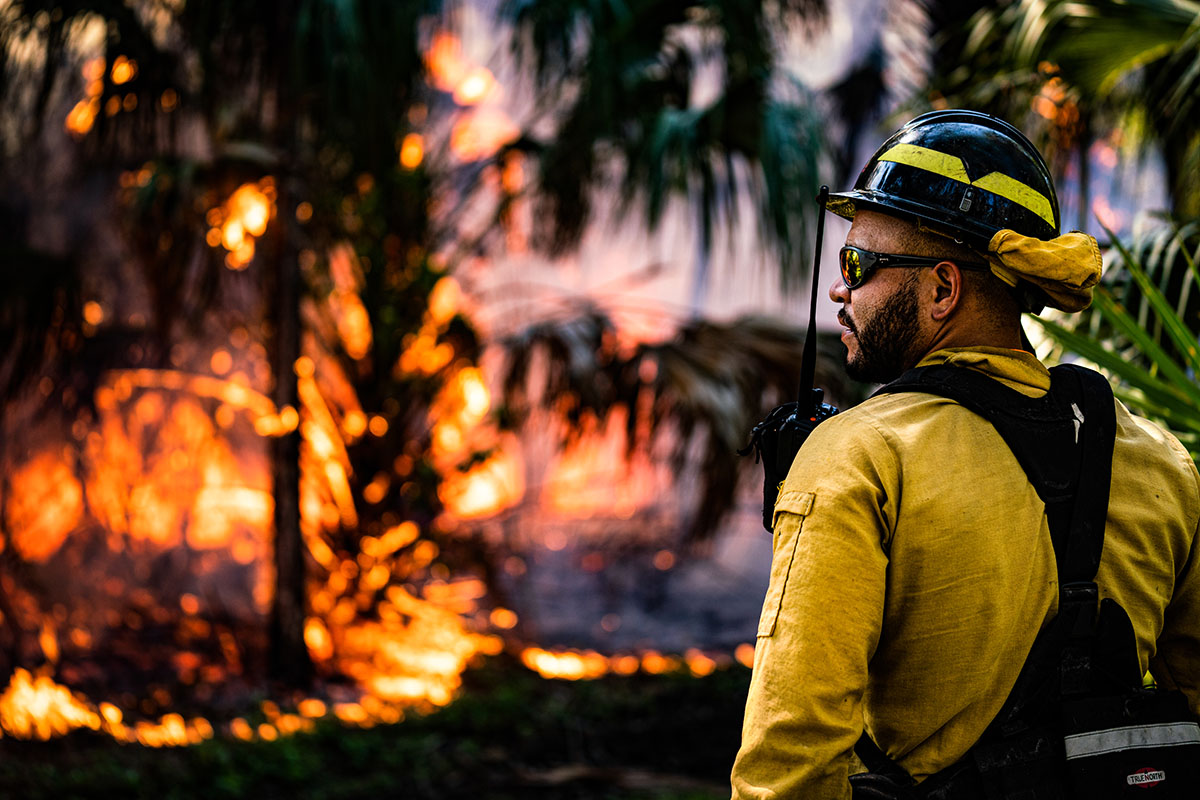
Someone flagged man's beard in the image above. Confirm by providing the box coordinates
[841,272,922,385]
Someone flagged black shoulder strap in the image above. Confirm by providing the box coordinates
[853,363,1116,781]
[873,363,1115,582]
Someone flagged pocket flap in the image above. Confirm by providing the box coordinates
[759,491,815,638]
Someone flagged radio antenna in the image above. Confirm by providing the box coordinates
[797,186,829,403]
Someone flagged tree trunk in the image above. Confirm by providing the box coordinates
[267,177,311,689]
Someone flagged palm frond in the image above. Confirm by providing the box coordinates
[1002,0,1196,95]
[495,308,859,544]
[509,0,830,281]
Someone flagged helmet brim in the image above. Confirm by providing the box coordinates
[828,189,1005,250]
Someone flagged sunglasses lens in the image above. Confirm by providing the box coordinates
[840,247,866,288]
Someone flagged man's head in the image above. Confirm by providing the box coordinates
[831,209,1023,383]
[827,109,1063,317]
[827,109,1061,251]
[824,109,1076,381]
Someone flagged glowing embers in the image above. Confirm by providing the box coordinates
[4,449,84,562]
[0,669,100,740]
[449,109,520,162]
[394,277,524,519]
[398,276,463,376]
[295,354,361,533]
[438,447,524,519]
[0,669,213,747]
[328,585,502,708]
[518,647,737,681]
[110,55,137,85]
[423,31,517,162]
[428,365,525,520]
[83,375,272,558]
[542,408,668,519]
[399,133,425,170]
[288,323,505,709]
[326,244,373,361]
[0,669,241,747]
[424,32,497,104]
[64,55,148,137]
[206,180,277,270]
[65,58,106,137]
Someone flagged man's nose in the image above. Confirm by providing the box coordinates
[829,277,849,304]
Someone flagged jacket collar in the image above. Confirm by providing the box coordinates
[914,347,1051,397]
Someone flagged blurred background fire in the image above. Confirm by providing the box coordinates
[0,0,1196,797]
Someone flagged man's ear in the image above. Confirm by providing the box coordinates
[928,261,964,321]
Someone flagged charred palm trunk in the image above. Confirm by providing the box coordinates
[266,5,311,688]
[266,177,310,689]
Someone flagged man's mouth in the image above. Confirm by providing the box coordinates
[837,311,856,337]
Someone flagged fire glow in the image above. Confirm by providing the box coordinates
[520,644,754,681]
[9,27,751,752]
[0,669,212,746]
[0,281,509,743]
[206,180,277,270]
[1,309,750,749]
[423,31,519,162]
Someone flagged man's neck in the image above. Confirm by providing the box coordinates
[915,324,1025,365]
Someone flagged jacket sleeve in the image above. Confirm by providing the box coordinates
[730,414,897,800]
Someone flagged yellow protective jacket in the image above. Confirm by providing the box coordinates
[730,346,1200,799]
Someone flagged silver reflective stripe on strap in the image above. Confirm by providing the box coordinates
[1064,722,1200,760]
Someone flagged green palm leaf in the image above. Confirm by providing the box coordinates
[1104,224,1200,377]
[1033,312,1195,412]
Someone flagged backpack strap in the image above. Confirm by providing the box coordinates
[873,363,1114,581]
[851,362,1116,797]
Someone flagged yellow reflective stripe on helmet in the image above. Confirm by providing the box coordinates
[879,143,1056,228]
[972,172,1056,228]
[879,144,971,183]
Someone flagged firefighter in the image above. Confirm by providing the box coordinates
[730,110,1200,798]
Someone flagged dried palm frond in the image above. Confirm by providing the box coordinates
[496,308,859,544]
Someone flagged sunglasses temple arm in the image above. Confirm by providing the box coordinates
[797,185,829,405]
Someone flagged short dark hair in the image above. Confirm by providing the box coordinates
[893,217,1023,320]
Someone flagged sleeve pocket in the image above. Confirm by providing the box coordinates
[757,491,815,638]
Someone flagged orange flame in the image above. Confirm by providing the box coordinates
[207,180,276,270]
[453,66,498,106]
[449,109,520,162]
[110,55,137,85]
[438,450,524,519]
[0,670,101,740]
[326,245,374,360]
[425,32,469,93]
[400,133,424,169]
[542,408,665,519]
[5,449,84,562]
[65,58,106,137]
[334,585,502,709]
[397,276,464,377]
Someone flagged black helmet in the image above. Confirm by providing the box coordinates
[827,110,1060,248]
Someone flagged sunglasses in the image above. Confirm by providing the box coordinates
[839,246,988,290]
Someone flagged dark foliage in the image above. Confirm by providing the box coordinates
[0,657,750,800]
[507,0,830,282]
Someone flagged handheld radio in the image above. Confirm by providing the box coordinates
[740,186,839,531]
